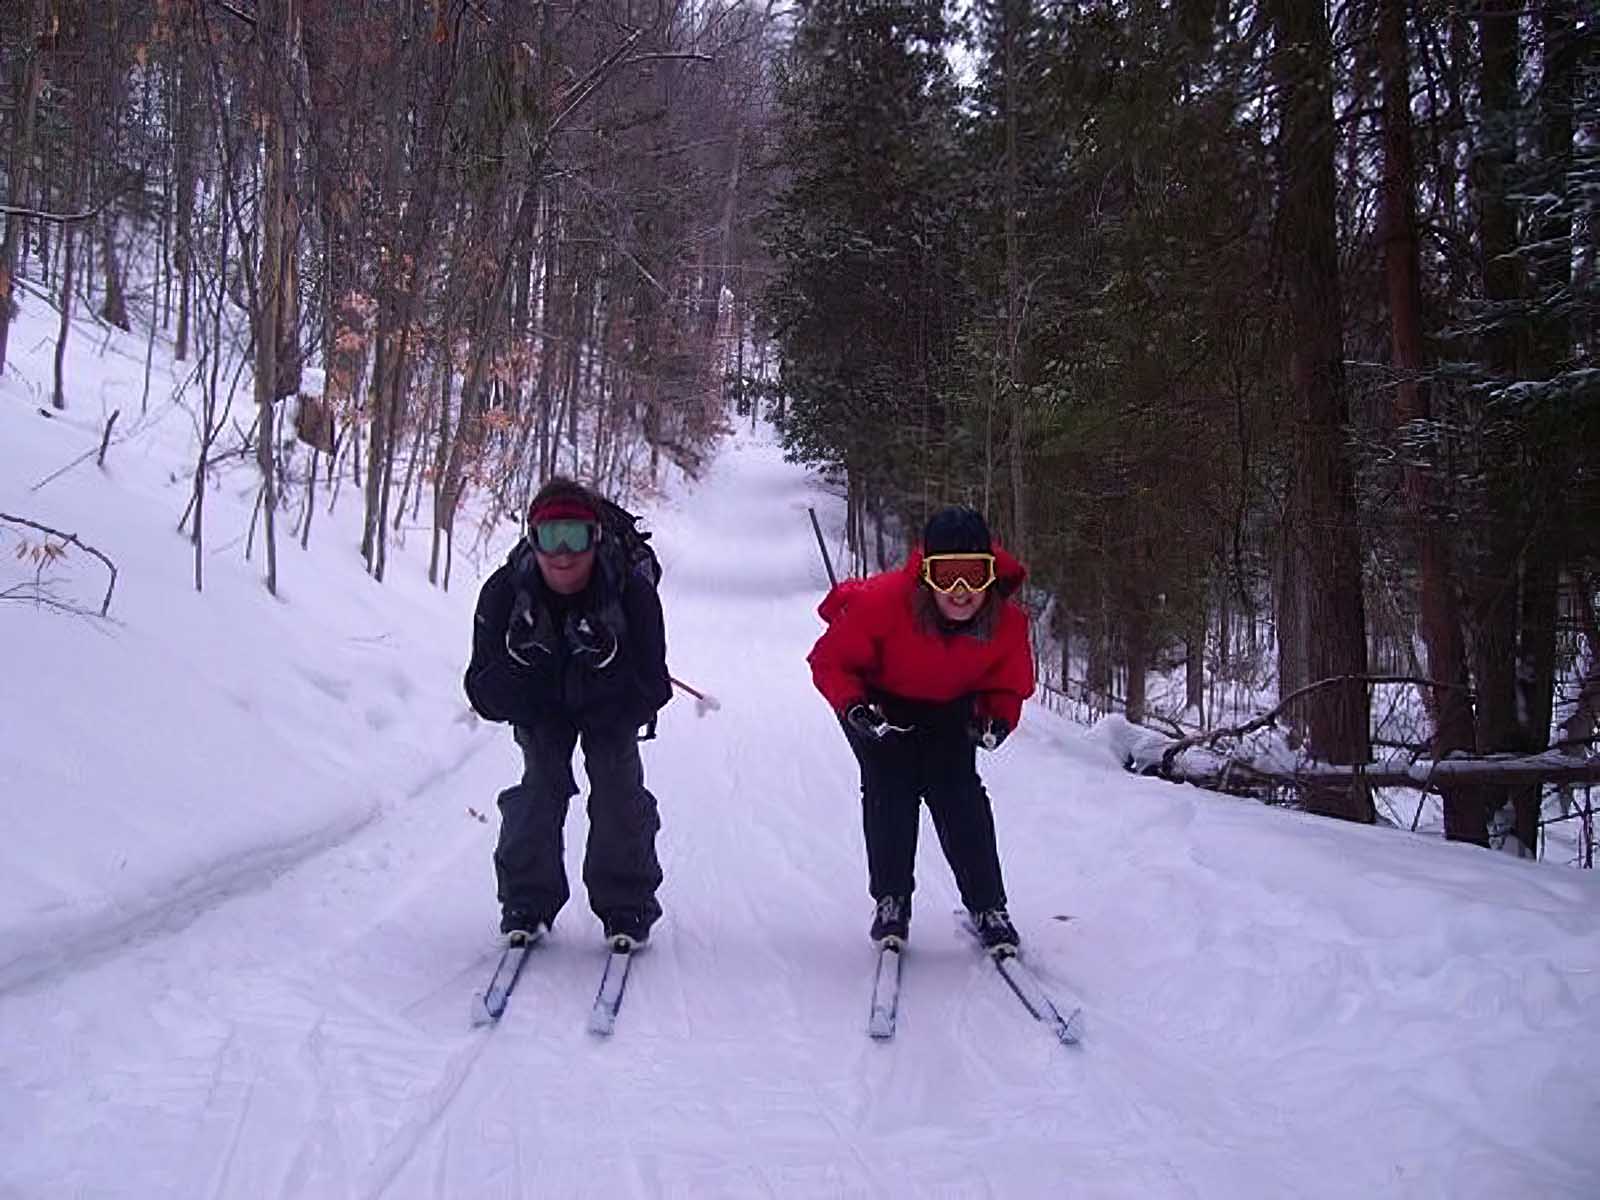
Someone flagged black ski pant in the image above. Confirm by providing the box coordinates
[843,718,1007,913]
[494,718,663,932]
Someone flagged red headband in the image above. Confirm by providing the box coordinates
[529,495,598,525]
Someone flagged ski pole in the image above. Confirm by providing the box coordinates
[671,674,720,716]
[807,506,838,588]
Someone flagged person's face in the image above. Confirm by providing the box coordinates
[932,585,985,622]
[536,545,594,594]
[531,518,598,594]
[922,552,995,622]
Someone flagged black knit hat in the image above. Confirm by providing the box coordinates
[922,506,992,555]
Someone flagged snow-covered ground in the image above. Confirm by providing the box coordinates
[3,300,1599,1198]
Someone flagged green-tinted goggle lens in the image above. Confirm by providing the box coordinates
[533,519,596,555]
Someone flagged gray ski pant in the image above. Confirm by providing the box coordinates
[494,719,663,932]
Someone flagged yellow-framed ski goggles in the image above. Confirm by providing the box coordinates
[921,552,996,594]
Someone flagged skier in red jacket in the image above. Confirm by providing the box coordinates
[808,506,1035,951]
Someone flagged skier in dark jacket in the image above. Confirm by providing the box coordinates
[465,477,672,948]
[808,506,1035,952]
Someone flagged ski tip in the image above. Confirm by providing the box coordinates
[875,935,905,953]
[609,934,639,954]
[1057,1008,1085,1046]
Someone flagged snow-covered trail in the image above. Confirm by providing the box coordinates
[3,434,1598,1199]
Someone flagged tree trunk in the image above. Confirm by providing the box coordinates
[1502,0,1582,856]
[1531,0,1575,376]
[394,356,436,533]
[1270,0,1372,819]
[1512,527,1560,855]
[1467,0,1524,837]
[1003,0,1028,562]
[1058,610,1072,700]
[1087,580,1113,715]
[99,216,130,331]
[361,107,403,571]
[194,205,231,592]
[1380,0,1481,840]
[1186,605,1206,722]
[51,160,81,411]
[301,447,318,549]
[253,0,291,597]
[428,332,453,587]
[535,199,560,483]
[0,0,44,376]
[361,333,392,567]
[1558,579,1600,824]
[1275,516,1309,746]
[1124,599,1149,725]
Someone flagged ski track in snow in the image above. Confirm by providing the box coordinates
[2,433,1598,1197]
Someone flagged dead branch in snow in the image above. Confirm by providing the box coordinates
[0,512,118,616]
[1159,674,1471,777]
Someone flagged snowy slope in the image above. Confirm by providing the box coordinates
[0,293,487,996]
[3,302,1599,1198]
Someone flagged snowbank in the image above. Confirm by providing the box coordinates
[0,298,485,990]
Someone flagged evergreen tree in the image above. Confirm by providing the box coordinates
[763,0,969,560]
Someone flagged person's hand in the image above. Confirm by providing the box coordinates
[846,703,911,741]
[971,716,1010,752]
[567,613,619,669]
[505,593,557,665]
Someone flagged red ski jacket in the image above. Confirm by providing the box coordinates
[808,547,1035,728]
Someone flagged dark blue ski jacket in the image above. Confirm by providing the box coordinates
[464,538,671,735]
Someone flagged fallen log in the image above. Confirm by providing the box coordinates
[1156,747,1600,792]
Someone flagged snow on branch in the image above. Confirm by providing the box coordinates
[1121,674,1600,796]
[1157,674,1469,777]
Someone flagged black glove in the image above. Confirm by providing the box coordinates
[846,702,911,742]
[505,592,558,665]
[971,716,1010,752]
[566,612,619,670]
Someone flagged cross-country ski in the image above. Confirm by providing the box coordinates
[957,910,1083,1046]
[867,941,904,1040]
[471,929,542,1026]
[587,938,638,1037]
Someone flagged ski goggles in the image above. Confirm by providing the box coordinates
[532,518,598,556]
[921,553,996,594]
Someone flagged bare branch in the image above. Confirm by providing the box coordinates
[540,29,647,151]
[206,0,258,26]
[0,513,119,616]
[0,190,120,226]
[97,410,121,468]
[621,53,716,66]
[1160,674,1471,775]
[0,584,95,616]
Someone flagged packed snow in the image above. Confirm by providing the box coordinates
[2,297,1598,1198]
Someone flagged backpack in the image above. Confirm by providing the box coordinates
[594,497,662,587]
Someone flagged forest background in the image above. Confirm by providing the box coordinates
[1,0,1596,859]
